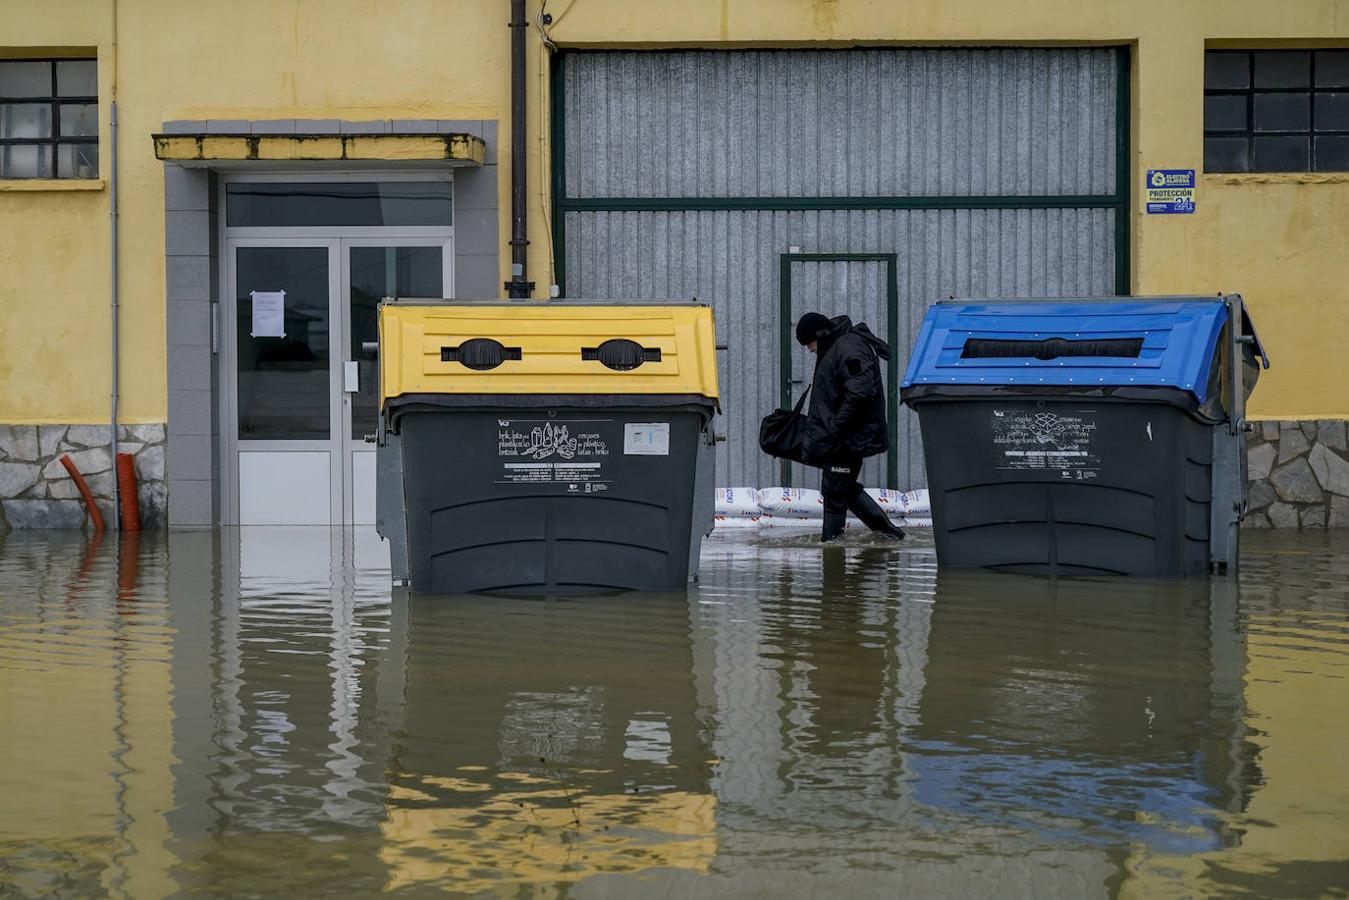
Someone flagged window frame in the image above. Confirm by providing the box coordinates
[0,58,99,180]
[1203,49,1349,174]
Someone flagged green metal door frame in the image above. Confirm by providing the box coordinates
[779,252,900,489]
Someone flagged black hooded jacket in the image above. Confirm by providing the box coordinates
[803,315,892,462]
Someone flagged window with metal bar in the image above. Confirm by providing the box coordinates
[1204,50,1349,173]
[0,59,98,179]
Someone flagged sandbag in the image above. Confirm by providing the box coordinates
[756,488,825,516]
[758,487,928,517]
[864,488,902,514]
[757,516,822,528]
[712,514,931,530]
[901,489,930,515]
[865,488,930,515]
[713,515,761,529]
[714,487,763,517]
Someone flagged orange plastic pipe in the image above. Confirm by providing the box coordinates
[116,453,140,531]
[117,529,141,607]
[60,454,105,532]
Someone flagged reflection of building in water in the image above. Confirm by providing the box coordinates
[1122,543,1349,896]
[158,530,715,894]
[379,590,715,893]
[8,526,1348,897]
[0,530,177,897]
[694,542,937,826]
[691,538,1257,895]
[912,573,1256,852]
[163,528,398,895]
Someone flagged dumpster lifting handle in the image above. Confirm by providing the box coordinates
[1226,295,1269,436]
[1229,297,1243,436]
[1236,334,1268,368]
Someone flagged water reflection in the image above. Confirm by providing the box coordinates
[0,529,172,898]
[911,573,1254,853]
[0,528,1346,897]
[170,529,395,897]
[382,593,715,892]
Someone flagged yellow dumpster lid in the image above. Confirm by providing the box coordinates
[380,301,720,404]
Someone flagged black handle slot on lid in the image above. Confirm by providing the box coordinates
[582,339,662,371]
[442,339,522,370]
[961,337,1144,361]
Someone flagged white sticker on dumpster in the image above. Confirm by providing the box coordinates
[624,422,670,456]
[991,409,1101,479]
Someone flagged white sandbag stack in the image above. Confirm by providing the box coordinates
[751,488,820,528]
[713,487,764,528]
[756,488,826,516]
[715,487,762,516]
[864,488,932,526]
[710,487,933,530]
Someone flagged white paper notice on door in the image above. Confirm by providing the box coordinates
[250,290,286,338]
[624,422,670,456]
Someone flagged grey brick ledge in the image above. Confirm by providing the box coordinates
[1244,420,1349,528]
[0,424,167,530]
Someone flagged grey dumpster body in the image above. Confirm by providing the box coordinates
[376,301,721,593]
[900,296,1268,577]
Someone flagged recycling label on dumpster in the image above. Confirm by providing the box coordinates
[496,418,613,491]
[991,409,1102,480]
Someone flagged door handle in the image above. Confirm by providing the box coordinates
[344,360,360,393]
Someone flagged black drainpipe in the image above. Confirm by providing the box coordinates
[506,0,533,298]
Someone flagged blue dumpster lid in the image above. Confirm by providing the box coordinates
[900,300,1230,403]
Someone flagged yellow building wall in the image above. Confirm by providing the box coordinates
[0,0,509,426]
[2,0,1347,424]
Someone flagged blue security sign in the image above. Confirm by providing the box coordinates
[1146,169,1196,214]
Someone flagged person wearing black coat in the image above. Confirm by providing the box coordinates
[796,312,906,543]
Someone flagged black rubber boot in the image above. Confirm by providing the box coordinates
[820,510,848,543]
[848,491,906,541]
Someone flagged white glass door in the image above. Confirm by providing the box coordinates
[339,238,453,525]
[228,240,342,525]
[221,174,455,526]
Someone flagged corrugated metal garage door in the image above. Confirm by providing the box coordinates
[555,49,1127,489]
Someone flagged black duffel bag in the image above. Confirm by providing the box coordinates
[758,389,814,464]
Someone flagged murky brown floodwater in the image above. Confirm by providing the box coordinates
[1,527,1347,898]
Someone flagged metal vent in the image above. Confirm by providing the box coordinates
[961,338,1144,361]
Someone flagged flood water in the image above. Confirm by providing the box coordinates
[1,528,1347,898]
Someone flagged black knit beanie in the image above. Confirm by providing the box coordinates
[795,312,831,346]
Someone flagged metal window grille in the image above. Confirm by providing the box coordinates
[1204,50,1349,174]
[0,59,99,179]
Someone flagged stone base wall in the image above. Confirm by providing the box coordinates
[0,425,167,530]
[2,420,1345,530]
[1244,420,1349,529]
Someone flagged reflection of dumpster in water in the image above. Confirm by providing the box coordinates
[379,592,716,893]
[910,573,1257,852]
